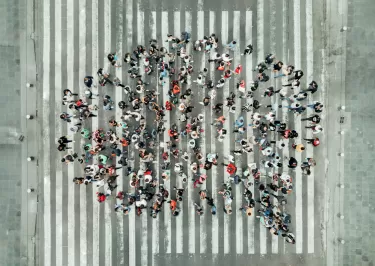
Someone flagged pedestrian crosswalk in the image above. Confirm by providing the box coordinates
[41,0,323,265]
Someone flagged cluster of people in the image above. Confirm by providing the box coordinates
[56,28,324,245]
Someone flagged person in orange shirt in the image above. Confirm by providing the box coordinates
[292,143,305,152]
[211,116,226,127]
[167,199,177,211]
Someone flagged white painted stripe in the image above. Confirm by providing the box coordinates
[257,0,264,63]
[43,0,51,264]
[293,0,303,254]
[91,1,100,266]
[245,10,255,255]
[78,0,88,265]
[185,11,192,33]
[269,0,278,254]
[161,10,172,254]
[184,10,195,255]
[305,0,315,254]
[66,0,75,265]
[173,10,184,254]
[150,10,160,265]
[141,213,148,265]
[103,0,112,265]
[116,0,124,265]
[54,0,63,265]
[281,0,289,254]
[137,5,148,266]
[196,10,207,254]
[232,10,243,255]
[137,3,144,45]
[256,0,267,255]
[125,1,135,266]
[221,10,230,255]
[209,10,219,255]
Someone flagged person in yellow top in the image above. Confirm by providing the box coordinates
[292,143,305,152]
[239,205,253,216]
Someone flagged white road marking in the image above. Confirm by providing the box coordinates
[43,0,51,264]
[161,10,172,254]
[305,0,315,254]
[103,0,112,265]
[66,0,75,265]
[209,10,219,255]
[281,0,289,255]
[184,10,196,255]
[78,0,88,265]
[125,1,136,266]
[115,0,124,265]
[91,1,100,266]
[173,10,184,254]
[257,0,267,255]
[150,10,160,265]
[54,0,63,265]
[196,10,208,254]
[233,10,243,255]
[245,10,255,255]
[221,10,230,255]
[269,0,279,254]
[293,0,303,254]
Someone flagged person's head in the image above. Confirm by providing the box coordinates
[301,147,305,151]
[61,158,66,163]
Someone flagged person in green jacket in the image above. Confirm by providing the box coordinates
[98,154,108,165]
[80,128,92,139]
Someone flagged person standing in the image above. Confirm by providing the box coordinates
[193,203,203,215]
[226,40,237,51]
[305,124,323,134]
[307,101,324,113]
[63,89,78,96]
[292,143,305,152]
[301,80,318,94]
[301,114,320,123]
[241,44,253,55]
[83,76,95,88]
[304,137,320,147]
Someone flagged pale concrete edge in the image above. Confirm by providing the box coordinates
[19,0,44,265]
[325,0,349,266]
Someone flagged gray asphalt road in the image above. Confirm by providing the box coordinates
[36,0,330,265]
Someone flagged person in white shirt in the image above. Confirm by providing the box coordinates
[305,124,323,134]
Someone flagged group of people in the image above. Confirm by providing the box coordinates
[57,29,324,246]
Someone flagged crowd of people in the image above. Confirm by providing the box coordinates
[57,30,324,245]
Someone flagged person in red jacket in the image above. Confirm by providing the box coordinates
[96,192,106,203]
[304,137,320,147]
